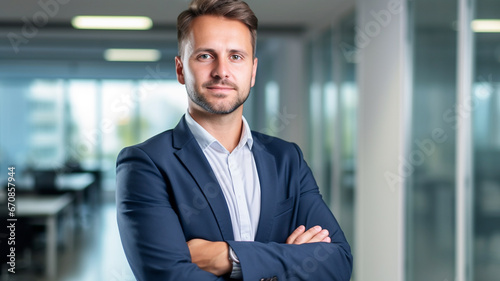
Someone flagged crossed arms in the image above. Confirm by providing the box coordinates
[116,141,352,281]
[188,224,333,276]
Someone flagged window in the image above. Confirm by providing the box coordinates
[473,0,500,279]
[1,78,187,191]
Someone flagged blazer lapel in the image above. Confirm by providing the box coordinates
[252,137,278,243]
[172,116,234,241]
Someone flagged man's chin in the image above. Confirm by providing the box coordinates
[205,105,241,115]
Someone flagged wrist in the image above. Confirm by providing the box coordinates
[214,242,232,276]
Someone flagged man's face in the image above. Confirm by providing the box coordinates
[175,15,258,115]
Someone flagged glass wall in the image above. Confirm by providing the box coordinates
[407,0,458,280]
[336,14,357,244]
[407,0,500,280]
[0,79,66,178]
[307,11,357,249]
[473,0,500,279]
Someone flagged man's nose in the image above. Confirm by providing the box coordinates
[211,57,230,79]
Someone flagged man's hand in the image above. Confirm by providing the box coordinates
[286,225,331,244]
[187,238,232,276]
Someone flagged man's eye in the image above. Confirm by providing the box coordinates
[199,54,212,60]
[231,55,242,60]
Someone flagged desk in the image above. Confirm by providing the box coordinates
[55,173,94,191]
[57,173,96,225]
[15,172,95,192]
[17,194,74,280]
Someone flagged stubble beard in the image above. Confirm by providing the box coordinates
[186,81,250,115]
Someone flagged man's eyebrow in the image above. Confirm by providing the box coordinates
[192,48,250,56]
[229,49,250,56]
[192,48,216,54]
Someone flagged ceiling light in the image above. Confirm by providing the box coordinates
[72,16,153,30]
[471,19,500,33]
[104,49,161,62]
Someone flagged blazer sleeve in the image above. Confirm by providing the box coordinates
[227,143,353,281]
[116,146,229,281]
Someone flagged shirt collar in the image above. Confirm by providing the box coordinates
[184,110,254,153]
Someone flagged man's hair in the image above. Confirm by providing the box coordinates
[177,0,258,57]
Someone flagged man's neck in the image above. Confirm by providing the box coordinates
[188,107,244,153]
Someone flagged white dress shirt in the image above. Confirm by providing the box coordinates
[185,112,261,242]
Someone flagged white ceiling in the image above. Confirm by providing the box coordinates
[0,0,352,28]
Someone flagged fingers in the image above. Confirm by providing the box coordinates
[287,225,331,245]
[286,225,306,244]
[310,228,329,243]
[299,226,329,244]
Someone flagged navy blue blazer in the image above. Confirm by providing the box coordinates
[116,116,352,281]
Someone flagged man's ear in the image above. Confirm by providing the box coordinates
[175,56,185,85]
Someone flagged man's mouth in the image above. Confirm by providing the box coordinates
[206,85,236,93]
[207,86,234,90]
[203,80,238,92]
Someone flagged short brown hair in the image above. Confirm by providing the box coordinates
[177,0,258,57]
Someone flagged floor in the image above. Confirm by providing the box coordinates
[2,198,135,281]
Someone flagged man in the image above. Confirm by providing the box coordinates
[116,0,353,280]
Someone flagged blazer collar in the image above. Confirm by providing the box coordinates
[252,136,279,243]
[172,116,279,243]
[172,115,234,241]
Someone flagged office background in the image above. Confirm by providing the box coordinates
[0,0,499,280]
